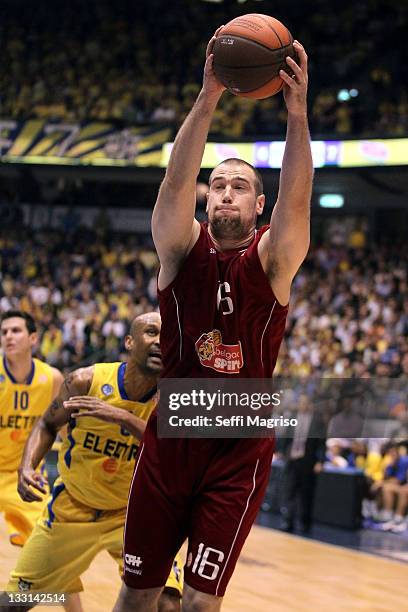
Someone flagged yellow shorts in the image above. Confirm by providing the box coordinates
[8,478,183,595]
[0,470,47,547]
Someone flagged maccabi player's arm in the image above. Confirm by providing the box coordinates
[152,27,225,289]
[258,41,313,306]
[18,367,93,502]
[63,396,148,442]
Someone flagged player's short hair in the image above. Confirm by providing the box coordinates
[210,158,264,197]
[0,310,37,334]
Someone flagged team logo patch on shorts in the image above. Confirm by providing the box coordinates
[195,329,243,374]
[101,384,114,396]
[124,554,143,575]
[18,578,33,591]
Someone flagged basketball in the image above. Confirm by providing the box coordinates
[212,14,296,99]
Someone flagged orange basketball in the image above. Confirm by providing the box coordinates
[213,14,296,99]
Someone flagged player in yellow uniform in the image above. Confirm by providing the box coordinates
[2,312,183,611]
[0,310,63,546]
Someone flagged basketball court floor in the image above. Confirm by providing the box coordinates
[1,516,407,611]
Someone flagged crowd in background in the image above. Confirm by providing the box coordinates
[1,0,407,138]
[0,224,406,379]
[1,223,407,531]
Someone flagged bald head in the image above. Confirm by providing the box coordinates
[130,312,161,338]
[126,311,162,374]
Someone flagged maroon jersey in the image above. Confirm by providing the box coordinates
[124,223,288,596]
[158,223,288,378]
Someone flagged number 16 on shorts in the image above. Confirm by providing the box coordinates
[189,543,225,581]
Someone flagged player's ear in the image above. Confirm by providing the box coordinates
[205,191,210,213]
[124,335,133,351]
[29,332,38,348]
[256,194,265,215]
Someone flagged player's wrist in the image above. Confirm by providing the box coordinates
[287,109,308,121]
[198,87,223,110]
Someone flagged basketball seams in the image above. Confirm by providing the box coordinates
[255,14,287,47]
[216,34,292,56]
[215,59,291,69]
[223,13,291,48]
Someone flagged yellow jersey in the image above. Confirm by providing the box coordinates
[58,362,157,510]
[0,357,55,472]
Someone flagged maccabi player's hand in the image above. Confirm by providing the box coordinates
[17,465,48,502]
[64,396,122,424]
[280,40,308,116]
[203,26,226,99]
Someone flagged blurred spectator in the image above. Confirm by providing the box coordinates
[324,439,349,469]
[0,0,407,139]
[278,395,326,534]
[375,443,408,532]
[0,222,406,380]
[327,393,365,440]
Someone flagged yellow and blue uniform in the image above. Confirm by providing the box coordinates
[58,362,155,510]
[8,362,183,595]
[0,357,54,546]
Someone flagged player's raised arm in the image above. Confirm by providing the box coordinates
[258,40,313,306]
[17,367,92,502]
[152,28,226,289]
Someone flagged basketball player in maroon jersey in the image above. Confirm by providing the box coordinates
[114,30,312,612]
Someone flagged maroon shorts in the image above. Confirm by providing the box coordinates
[123,413,274,596]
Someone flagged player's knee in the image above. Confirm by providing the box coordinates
[181,586,222,612]
[113,583,162,611]
[159,590,181,612]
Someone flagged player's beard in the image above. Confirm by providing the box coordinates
[210,214,245,240]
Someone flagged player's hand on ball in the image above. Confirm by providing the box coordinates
[280,40,308,116]
[64,396,121,424]
[203,26,226,99]
[17,466,48,502]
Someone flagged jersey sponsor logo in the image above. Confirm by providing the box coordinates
[83,431,138,461]
[39,374,48,383]
[0,374,5,383]
[10,430,23,442]
[0,414,37,430]
[102,457,118,473]
[101,384,114,396]
[195,329,243,374]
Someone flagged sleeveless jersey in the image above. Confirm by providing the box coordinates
[58,362,157,510]
[158,223,288,379]
[0,357,55,472]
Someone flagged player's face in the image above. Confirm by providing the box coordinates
[126,313,162,374]
[0,317,37,358]
[206,163,265,239]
